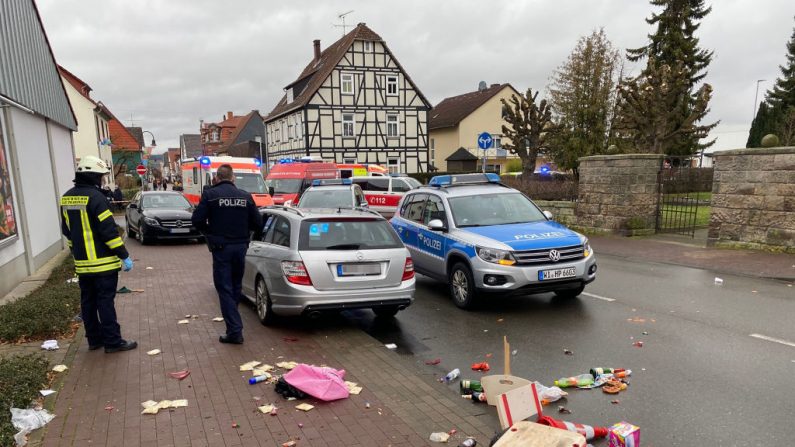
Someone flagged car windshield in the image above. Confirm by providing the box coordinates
[234,173,267,194]
[265,178,303,194]
[142,194,191,209]
[448,192,546,227]
[299,189,353,209]
[299,218,403,250]
[404,177,422,189]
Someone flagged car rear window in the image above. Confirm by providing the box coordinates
[298,218,403,250]
[299,189,352,208]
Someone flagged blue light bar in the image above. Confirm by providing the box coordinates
[254,158,262,167]
[311,178,351,187]
[428,173,500,187]
[200,156,211,167]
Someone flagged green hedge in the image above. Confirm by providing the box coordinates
[0,354,49,445]
[0,257,80,342]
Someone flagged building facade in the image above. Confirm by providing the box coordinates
[265,23,432,173]
[430,83,523,173]
[0,0,78,298]
[180,134,202,160]
[199,110,265,156]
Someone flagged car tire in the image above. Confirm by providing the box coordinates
[554,285,585,299]
[372,306,400,318]
[136,221,151,245]
[255,277,276,326]
[449,262,477,309]
[125,218,136,238]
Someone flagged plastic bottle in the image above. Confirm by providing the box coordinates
[554,374,594,388]
[249,374,271,385]
[459,438,478,447]
[462,391,487,402]
[460,379,483,393]
[442,368,461,383]
[590,367,626,378]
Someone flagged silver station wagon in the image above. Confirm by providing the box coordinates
[241,207,415,324]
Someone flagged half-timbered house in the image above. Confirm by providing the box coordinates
[264,23,432,173]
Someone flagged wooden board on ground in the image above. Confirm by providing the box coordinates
[491,421,587,447]
[481,336,532,406]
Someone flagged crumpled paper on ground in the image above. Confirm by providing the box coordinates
[40,340,59,351]
[140,399,188,414]
[11,408,55,446]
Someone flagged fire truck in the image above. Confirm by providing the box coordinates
[181,156,273,207]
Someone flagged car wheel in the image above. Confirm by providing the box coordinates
[372,306,400,318]
[137,221,151,245]
[554,285,585,299]
[255,277,276,326]
[449,262,477,309]
[125,218,136,238]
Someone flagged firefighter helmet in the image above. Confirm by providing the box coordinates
[76,155,110,174]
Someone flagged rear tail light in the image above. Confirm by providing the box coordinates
[402,257,414,281]
[281,261,312,286]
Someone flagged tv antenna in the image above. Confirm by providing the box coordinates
[333,10,354,36]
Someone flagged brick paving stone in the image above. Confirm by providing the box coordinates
[40,241,498,446]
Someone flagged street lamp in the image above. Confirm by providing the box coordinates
[141,131,156,190]
[752,79,766,122]
[142,130,157,147]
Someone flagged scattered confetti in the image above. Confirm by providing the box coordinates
[295,403,314,412]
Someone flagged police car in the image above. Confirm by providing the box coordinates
[297,179,369,209]
[390,173,596,309]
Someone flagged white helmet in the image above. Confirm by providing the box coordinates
[76,155,110,174]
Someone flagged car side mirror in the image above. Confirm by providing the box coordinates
[128,203,137,209]
[428,219,446,231]
[543,210,553,220]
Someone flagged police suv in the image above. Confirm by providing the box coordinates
[390,173,596,309]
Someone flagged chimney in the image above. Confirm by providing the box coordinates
[478,81,487,92]
[313,39,321,61]
[227,111,233,120]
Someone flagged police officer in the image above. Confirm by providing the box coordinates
[192,164,262,344]
[60,155,137,353]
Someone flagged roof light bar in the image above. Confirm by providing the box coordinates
[428,173,500,187]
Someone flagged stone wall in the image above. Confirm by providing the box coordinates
[575,154,664,236]
[534,201,576,226]
[708,147,795,253]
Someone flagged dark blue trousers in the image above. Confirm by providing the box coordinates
[212,243,247,337]
[78,273,122,348]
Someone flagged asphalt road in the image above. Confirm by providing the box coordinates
[341,252,795,446]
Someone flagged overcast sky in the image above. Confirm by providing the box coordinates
[38,0,794,154]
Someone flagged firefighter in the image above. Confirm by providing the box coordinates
[61,155,137,353]
[192,164,262,344]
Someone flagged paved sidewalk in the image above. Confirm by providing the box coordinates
[590,234,795,281]
[42,241,497,447]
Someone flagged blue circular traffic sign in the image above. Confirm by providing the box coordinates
[477,132,493,150]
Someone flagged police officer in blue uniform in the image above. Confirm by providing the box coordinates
[192,164,262,344]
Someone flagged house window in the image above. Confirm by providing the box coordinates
[295,116,302,139]
[430,138,435,161]
[211,130,219,142]
[363,41,372,53]
[341,73,354,95]
[274,125,280,142]
[286,88,294,103]
[387,158,400,174]
[288,124,293,139]
[342,113,355,137]
[494,137,501,149]
[386,114,399,138]
[386,76,398,96]
[282,120,287,141]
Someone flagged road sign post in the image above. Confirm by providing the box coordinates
[477,132,493,174]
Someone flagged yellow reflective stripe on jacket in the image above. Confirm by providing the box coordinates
[75,260,122,274]
[60,196,89,206]
[79,210,97,260]
[98,209,113,222]
[106,237,123,249]
[66,240,72,247]
[74,256,119,267]
[62,209,70,229]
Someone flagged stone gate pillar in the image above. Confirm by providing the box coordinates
[575,154,664,236]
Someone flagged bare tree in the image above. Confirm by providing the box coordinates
[501,88,557,177]
[777,106,795,145]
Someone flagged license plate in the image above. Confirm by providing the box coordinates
[171,228,190,234]
[338,263,380,276]
[539,267,576,281]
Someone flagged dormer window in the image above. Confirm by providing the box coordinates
[211,129,219,142]
[286,88,294,103]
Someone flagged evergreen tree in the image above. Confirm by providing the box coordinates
[627,0,715,154]
[746,102,777,147]
[768,17,795,109]
[548,29,620,174]
[501,88,557,177]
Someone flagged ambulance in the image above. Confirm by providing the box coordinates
[264,158,339,206]
[337,163,388,178]
[181,156,273,207]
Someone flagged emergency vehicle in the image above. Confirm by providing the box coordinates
[391,173,596,309]
[351,176,421,218]
[181,156,273,207]
[337,163,388,178]
[264,158,339,206]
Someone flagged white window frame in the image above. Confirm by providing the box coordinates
[363,41,372,53]
[386,76,398,96]
[341,73,354,95]
[343,158,356,164]
[342,113,355,138]
[386,114,399,138]
[494,137,502,149]
[387,158,400,174]
[430,138,435,161]
[295,115,302,139]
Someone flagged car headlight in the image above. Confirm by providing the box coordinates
[144,217,159,226]
[477,247,516,266]
[581,238,592,257]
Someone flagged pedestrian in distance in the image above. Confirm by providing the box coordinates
[60,155,137,353]
[191,164,262,344]
[113,185,123,211]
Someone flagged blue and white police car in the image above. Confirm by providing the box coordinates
[390,173,596,309]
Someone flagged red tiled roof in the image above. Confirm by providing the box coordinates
[266,23,430,121]
[202,111,263,151]
[109,118,142,152]
[429,83,517,130]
